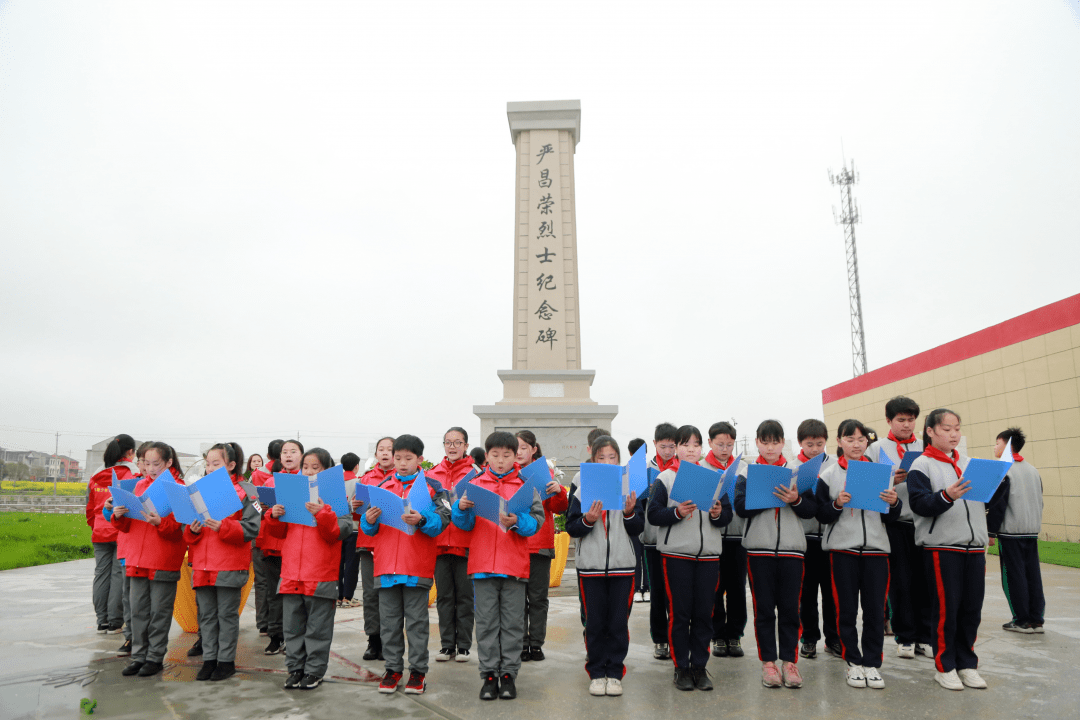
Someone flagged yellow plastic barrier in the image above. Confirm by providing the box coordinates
[174,556,255,633]
[429,584,437,606]
[550,532,570,587]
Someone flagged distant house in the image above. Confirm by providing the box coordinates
[84,438,200,478]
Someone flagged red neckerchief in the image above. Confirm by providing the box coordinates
[837,455,870,470]
[1013,454,1025,463]
[656,455,679,473]
[755,455,787,467]
[923,446,963,479]
[888,431,916,459]
[705,451,733,470]
[797,450,818,464]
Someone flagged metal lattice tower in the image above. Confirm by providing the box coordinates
[829,159,867,377]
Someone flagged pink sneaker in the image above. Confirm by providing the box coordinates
[762,662,782,688]
[782,661,803,688]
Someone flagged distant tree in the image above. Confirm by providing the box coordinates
[3,463,31,482]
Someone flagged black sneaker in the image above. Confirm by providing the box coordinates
[137,661,163,677]
[454,648,471,663]
[712,640,728,657]
[520,647,532,662]
[258,627,268,637]
[363,635,381,661]
[299,674,322,690]
[674,668,695,691]
[121,661,144,677]
[726,638,744,658]
[187,637,203,657]
[691,666,713,691]
[824,641,843,657]
[529,646,545,662]
[196,661,217,681]
[1003,621,1035,634]
[210,661,235,681]
[480,672,499,700]
[1032,624,1045,634]
[117,640,132,656]
[283,671,304,689]
[435,647,455,662]
[108,623,124,634]
[498,673,517,699]
[800,641,817,659]
[264,636,284,655]
[97,624,110,634]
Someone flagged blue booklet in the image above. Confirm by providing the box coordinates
[449,469,479,502]
[256,486,277,507]
[745,465,792,510]
[108,486,152,522]
[274,473,319,527]
[347,479,369,508]
[897,451,923,473]
[718,453,744,504]
[626,445,649,497]
[962,458,1012,503]
[111,469,139,493]
[461,483,506,529]
[367,484,417,535]
[165,467,245,525]
[579,463,624,511]
[845,461,892,514]
[140,474,175,518]
[669,461,723,510]
[519,456,553,490]
[794,454,825,495]
[314,465,350,517]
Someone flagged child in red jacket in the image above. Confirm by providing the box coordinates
[107,442,187,678]
[348,435,395,661]
[267,447,351,691]
[249,438,284,638]
[255,439,303,655]
[515,430,568,662]
[86,434,138,635]
[183,443,261,682]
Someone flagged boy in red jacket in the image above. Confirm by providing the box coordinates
[86,434,138,634]
[452,432,545,701]
[349,436,395,661]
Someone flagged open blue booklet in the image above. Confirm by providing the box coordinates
[625,445,649,497]
[274,473,319,527]
[449,469,479,502]
[897,451,923,473]
[962,458,1012,503]
[579,463,624,511]
[670,461,724,511]
[108,486,154,522]
[313,465,350,517]
[459,483,508,531]
[794,453,825,495]
[366,484,417,535]
[744,464,792,510]
[164,467,244,525]
[845,461,892,514]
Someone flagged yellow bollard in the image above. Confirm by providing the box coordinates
[549,532,570,588]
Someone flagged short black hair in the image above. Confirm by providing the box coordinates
[445,426,468,443]
[797,419,828,443]
[485,431,518,453]
[340,452,361,472]
[587,428,609,448]
[392,434,424,456]
[302,447,334,472]
[654,423,678,443]
[996,427,1026,453]
[675,425,703,446]
[756,420,784,443]
[469,447,486,465]
[627,438,646,456]
[885,396,921,421]
[708,422,736,441]
[590,436,620,463]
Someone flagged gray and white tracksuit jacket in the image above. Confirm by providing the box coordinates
[988,460,1043,539]
[565,474,647,577]
[866,437,924,523]
[815,462,901,554]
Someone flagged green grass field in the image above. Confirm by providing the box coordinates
[990,539,1080,569]
[0,513,94,571]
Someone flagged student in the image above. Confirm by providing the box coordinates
[452,431,544,700]
[337,452,362,608]
[250,438,284,639]
[349,436,395,661]
[987,427,1045,633]
[86,434,138,635]
[701,421,747,659]
[648,425,733,691]
[255,439,304,655]
[627,437,649,601]
[245,454,264,478]
[183,442,261,681]
[734,420,816,690]
[566,436,645,697]
[794,419,840,659]
[470,446,487,469]
[117,441,153,656]
[866,396,930,659]
[642,422,679,661]
[107,442,187,677]
[816,419,901,690]
[266,447,352,690]
[427,427,476,663]
[907,408,1008,691]
[516,430,568,662]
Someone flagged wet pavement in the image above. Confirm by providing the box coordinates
[0,554,1076,720]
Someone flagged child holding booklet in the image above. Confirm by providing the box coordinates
[643,422,679,661]
[350,436,395,661]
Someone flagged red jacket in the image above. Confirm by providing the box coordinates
[461,467,536,578]
[426,457,475,556]
[255,468,298,556]
[354,464,393,550]
[86,462,138,543]
[366,472,446,579]
[267,504,345,595]
[526,462,568,553]
[183,476,256,587]
[111,474,186,578]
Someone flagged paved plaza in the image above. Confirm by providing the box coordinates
[0,555,1076,720]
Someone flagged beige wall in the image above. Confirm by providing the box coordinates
[823,323,1080,542]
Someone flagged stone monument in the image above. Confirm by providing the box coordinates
[473,100,618,477]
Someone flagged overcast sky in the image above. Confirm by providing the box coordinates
[2,0,1078,467]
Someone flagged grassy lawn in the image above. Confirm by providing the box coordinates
[0,513,93,571]
[990,539,1080,569]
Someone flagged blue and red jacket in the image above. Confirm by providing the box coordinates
[110,473,186,579]
[87,462,138,543]
[426,456,475,556]
[267,503,350,596]
[255,467,298,556]
[183,475,261,587]
[360,471,451,584]
[354,464,393,551]
[525,461,569,553]
[451,465,545,579]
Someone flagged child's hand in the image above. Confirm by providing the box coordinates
[365,506,382,525]
[188,521,203,534]
[545,480,561,497]
[305,498,324,516]
[774,484,799,504]
[709,499,724,519]
[945,478,971,501]
[204,519,222,531]
[500,512,517,529]
[676,500,696,518]
[402,509,423,526]
[271,504,286,518]
[835,491,851,508]
[584,500,604,524]
[623,491,637,517]
[893,469,908,485]
[113,505,128,518]
[145,510,161,527]
[458,494,475,510]
[104,499,113,511]
[880,488,899,506]
[350,497,364,512]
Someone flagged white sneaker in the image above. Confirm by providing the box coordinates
[846,663,866,688]
[864,666,885,689]
[897,644,915,659]
[915,643,934,657]
[605,678,623,696]
[958,668,987,689]
[589,678,607,696]
[935,670,964,691]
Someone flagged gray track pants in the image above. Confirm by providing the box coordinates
[379,584,431,674]
[129,575,178,663]
[195,586,243,663]
[283,593,336,677]
[474,577,526,678]
[92,542,124,627]
[523,554,552,648]
[358,550,380,637]
[263,553,283,636]
[122,573,131,641]
[434,554,474,651]
[252,545,269,631]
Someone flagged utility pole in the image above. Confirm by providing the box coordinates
[54,432,59,496]
[829,158,868,377]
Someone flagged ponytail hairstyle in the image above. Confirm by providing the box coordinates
[209,442,245,479]
[590,435,621,463]
[267,439,284,468]
[103,434,137,468]
[922,408,961,449]
[515,430,542,462]
[302,447,334,473]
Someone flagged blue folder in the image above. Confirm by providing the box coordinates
[626,445,649,497]
[449,470,479,502]
[718,454,744,504]
[108,486,151,522]
[745,465,791,510]
[256,486,277,507]
[347,479,369,508]
[315,465,350,517]
[275,473,318,527]
[962,458,1012,503]
[794,454,825,495]
[461,483,506,529]
[193,467,244,521]
[579,463,624,511]
[644,467,660,500]
[404,472,434,515]
[140,475,174,518]
[111,469,139,493]
[845,462,892,514]
[367,484,416,535]
[897,451,923,473]
[162,482,198,525]
[519,456,553,490]
[669,461,723,510]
